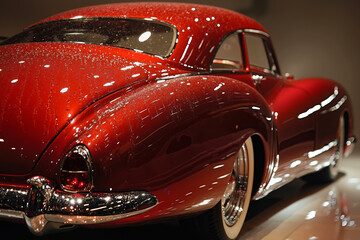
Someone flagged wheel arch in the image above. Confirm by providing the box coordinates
[343,110,350,147]
[251,134,266,197]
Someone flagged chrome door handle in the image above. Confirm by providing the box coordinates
[252,75,266,84]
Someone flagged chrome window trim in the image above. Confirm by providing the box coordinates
[210,29,270,73]
[210,29,244,72]
[244,30,280,76]
[243,29,270,38]
[2,17,178,59]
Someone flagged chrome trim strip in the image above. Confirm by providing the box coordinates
[0,209,24,219]
[0,176,158,236]
[155,70,249,82]
[243,29,270,38]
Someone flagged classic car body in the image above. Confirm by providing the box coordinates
[0,3,356,239]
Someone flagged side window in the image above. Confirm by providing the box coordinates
[211,32,243,71]
[245,33,278,73]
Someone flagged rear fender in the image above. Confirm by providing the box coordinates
[33,75,275,214]
[289,78,354,150]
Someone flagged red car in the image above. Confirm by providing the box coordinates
[0,3,356,239]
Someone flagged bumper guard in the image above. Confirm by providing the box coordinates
[0,176,157,235]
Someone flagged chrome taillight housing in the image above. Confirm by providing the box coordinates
[60,145,93,192]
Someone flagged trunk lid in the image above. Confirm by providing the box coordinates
[0,43,148,174]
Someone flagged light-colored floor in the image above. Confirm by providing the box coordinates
[239,146,360,240]
[1,147,359,239]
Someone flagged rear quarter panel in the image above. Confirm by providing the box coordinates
[31,74,275,222]
[288,78,353,150]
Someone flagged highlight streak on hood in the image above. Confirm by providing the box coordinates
[0,42,148,174]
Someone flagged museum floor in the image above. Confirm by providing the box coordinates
[2,147,360,240]
[238,146,360,240]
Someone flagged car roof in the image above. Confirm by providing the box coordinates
[34,3,268,70]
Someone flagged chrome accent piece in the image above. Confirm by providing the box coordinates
[345,135,357,157]
[27,176,55,204]
[0,186,28,214]
[0,176,158,236]
[252,74,266,84]
[0,209,24,219]
[347,136,357,146]
[243,29,270,38]
[156,71,248,82]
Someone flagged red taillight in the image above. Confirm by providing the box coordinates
[60,145,93,192]
[61,171,89,191]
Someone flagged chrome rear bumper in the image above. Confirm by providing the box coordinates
[0,176,157,236]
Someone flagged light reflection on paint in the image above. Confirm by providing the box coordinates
[298,104,321,119]
[71,15,83,19]
[308,140,337,158]
[193,198,213,207]
[121,66,134,71]
[217,173,230,180]
[60,87,69,93]
[180,36,193,62]
[103,81,115,87]
[321,87,338,107]
[213,164,224,169]
[299,86,346,119]
[214,83,224,91]
[329,96,347,112]
[290,160,301,168]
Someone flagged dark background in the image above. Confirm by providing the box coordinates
[1,0,359,137]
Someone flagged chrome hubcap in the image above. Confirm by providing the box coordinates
[221,144,249,226]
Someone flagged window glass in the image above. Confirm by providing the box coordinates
[245,34,270,70]
[211,32,243,71]
[1,18,177,57]
[264,41,278,73]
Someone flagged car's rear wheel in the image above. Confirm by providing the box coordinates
[182,137,254,240]
[303,116,345,183]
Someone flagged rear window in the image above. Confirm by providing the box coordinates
[1,18,177,57]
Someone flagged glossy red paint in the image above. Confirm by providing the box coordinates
[0,43,154,174]
[0,2,355,235]
[34,2,267,71]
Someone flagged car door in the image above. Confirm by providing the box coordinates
[243,31,316,180]
[211,30,316,184]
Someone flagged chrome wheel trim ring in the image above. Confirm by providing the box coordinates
[221,137,254,239]
[329,116,345,178]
